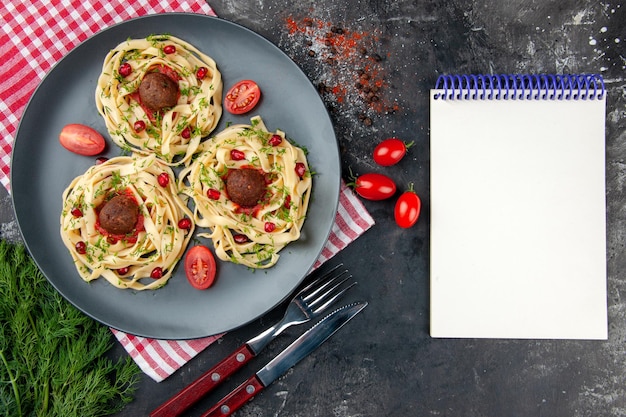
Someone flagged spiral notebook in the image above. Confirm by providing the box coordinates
[429,74,607,339]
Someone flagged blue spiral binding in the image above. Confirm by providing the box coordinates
[434,74,605,101]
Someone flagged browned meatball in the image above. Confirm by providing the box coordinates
[99,195,140,235]
[138,72,179,112]
[225,168,267,207]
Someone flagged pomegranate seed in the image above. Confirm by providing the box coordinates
[207,188,221,200]
[178,218,192,230]
[134,120,146,132]
[117,266,130,275]
[75,241,87,254]
[295,162,306,178]
[163,45,176,54]
[119,62,132,77]
[283,195,291,209]
[196,66,208,80]
[230,149,245,161]
[269,134,282,146]
[157,172,170,187]
[71,207,83,217]
[150,267,163,279]
[181,126,191,139]
[264,222,276,233]
[234,234,249,244]
[95,157,109,165]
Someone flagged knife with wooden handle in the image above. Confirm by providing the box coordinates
[200,301,367,417]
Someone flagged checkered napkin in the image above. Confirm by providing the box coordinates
[0,0,375,382]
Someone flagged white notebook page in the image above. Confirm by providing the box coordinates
[429,88,607,339]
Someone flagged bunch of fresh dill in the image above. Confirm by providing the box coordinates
[0,241,140,416]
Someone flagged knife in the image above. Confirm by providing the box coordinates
[199,301,368,417]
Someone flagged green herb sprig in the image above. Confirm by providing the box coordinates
[0,241,140,417]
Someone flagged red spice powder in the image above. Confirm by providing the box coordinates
[285,16,399,124]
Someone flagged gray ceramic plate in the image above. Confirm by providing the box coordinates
[11,14,340,340]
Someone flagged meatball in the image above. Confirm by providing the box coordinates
[99,195,140,235]
[225,168,267,207]
[138,72,179,112]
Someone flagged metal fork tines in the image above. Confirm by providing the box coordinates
[247,264,356,354]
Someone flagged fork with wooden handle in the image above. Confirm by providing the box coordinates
[150,264,355,417]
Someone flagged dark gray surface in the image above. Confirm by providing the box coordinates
[1,0,625,416]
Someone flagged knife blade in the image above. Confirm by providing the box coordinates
[199,301,368,417]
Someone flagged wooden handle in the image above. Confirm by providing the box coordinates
[200,375,265,417]
[150,344,255,417]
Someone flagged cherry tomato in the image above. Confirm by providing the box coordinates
[225,80,261,115]
[184,245,217,290]
[59,124,106,156]
[373,138,414,166]
[163,45,176,54]
[349,172,396,200]
[394,184,421,228]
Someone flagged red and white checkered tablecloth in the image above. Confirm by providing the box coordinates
[0,0,375,382]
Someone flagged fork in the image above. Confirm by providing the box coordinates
[150,264,356,417]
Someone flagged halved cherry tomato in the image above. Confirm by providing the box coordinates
[184,245,217,290]
[394,183,421,228]
[349,172,396,200]
[373,138,414,166]
[59,124,106,156]
[225,80,261,114]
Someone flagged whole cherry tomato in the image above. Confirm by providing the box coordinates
[394,183,421,228]
[373,138,414,166]
[349,172,396,200]
[59,124,106,156]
